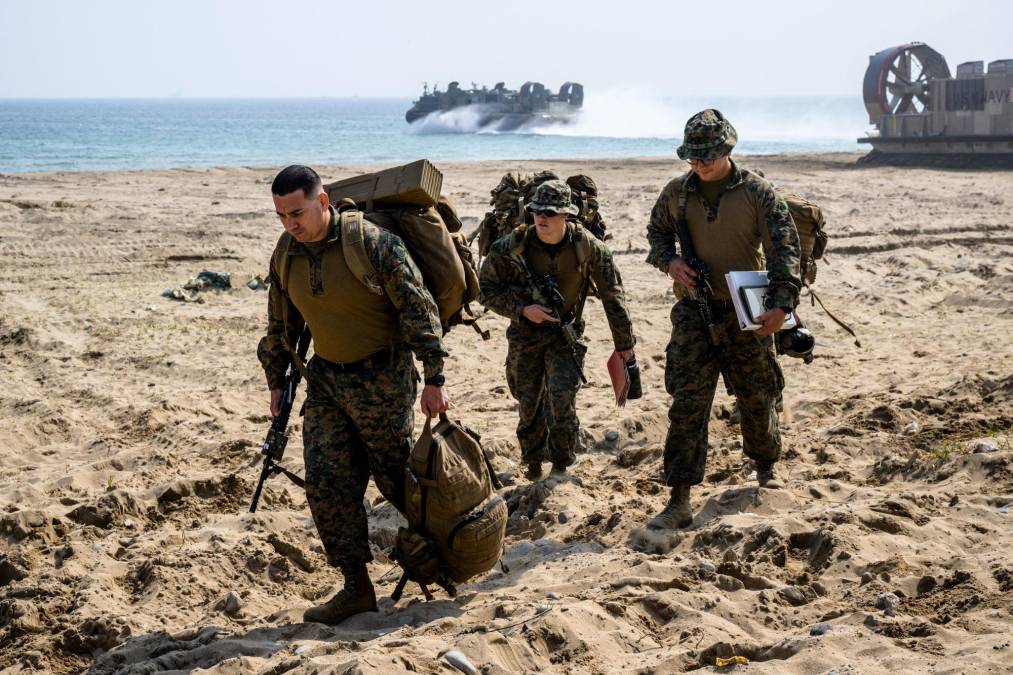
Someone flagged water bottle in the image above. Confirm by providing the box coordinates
[625,356,642,400]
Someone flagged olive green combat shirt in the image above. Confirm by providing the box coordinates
[478,222,636,352]
[257,207,447,390]
[645,161,802,308]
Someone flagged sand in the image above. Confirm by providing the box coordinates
[1,153,1011,674]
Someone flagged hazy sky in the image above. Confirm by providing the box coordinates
[1,0,1010,98]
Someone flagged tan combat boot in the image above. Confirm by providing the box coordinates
[647,484,693,530]
[756,462,784,489]
[303,565,377,625]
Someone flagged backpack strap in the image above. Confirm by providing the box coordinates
[570,224,596,323]
[675,181,692,259]
[272,235,309,379]
[340,209,384,296]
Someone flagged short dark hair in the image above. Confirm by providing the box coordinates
[271,165,322,197]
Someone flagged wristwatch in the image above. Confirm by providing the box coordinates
[424,373,446,387]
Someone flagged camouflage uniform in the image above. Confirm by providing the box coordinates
[480,181,635,468]
[258,207,446,569]
[646,110,801,486]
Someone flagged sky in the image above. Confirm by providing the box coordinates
[1,0,1010,99]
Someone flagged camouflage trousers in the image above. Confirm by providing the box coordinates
[302,349,416,570]
[663,299,785,486]
[505,322,587,467]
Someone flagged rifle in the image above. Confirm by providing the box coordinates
[530,274,587,385]
[673,194,734,395]
[249,326,311,513]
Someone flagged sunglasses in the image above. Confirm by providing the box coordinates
[687,156,724,166]
[533,209,560,217]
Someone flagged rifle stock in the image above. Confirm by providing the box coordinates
[249,327,311,513]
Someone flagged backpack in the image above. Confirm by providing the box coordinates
[776,190,828,287]
[565,174,608,241]
[476,171,559,257]
[392,414,506,600]
[337,203,480,330]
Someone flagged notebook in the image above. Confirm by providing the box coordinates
[725,270,798,331]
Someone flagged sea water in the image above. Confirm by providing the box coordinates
[0,95,868,174]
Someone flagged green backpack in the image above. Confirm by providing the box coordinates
[392,414,506,601]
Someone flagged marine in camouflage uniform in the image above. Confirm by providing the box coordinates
[258,165,448,623]
[644,110,801,529]
[479,180,635,480]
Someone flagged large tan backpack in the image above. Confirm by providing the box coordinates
[392,414,506,600]
[336,201,483,333]
[777,190,828,287]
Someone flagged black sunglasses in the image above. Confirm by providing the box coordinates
[533,209,560,217]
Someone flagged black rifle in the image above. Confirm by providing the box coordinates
[249,327,311,513]
[531,274,587,385]
[673,201,735,395]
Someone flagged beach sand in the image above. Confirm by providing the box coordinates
[1,153,1012,673]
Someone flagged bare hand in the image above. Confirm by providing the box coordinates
[667,257,697,288]
[522,304,559,324]
[619,348,635,360]
[270,389,283,417]
[755,308,787,337]
[420,384,450,417]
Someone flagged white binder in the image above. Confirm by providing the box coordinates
[725,270,798,331]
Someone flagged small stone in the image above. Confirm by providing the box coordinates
[443,650,477,675]
[973,441,998,454]
[536,604,550,612]
[697,559,717,574]
[811,581,828,596]
[557,512,569,524]
[604,601,625,616]
[917,576,938,596]
[715,574,744,592]
[546,592,561,601]
[902,422,920,436]
[220,591,243,616]
[605,431,620,442]
[779,586,808,606]
[722,549,738,563]
[875,592,900,616]
[810,622,832,636]
[860,572,874,585]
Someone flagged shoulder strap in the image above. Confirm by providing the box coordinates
[674,178,696,260]
[277,235,294,291]
[571,224,593,280]
[340,210,384,296]
[571,224,595,323]
[271,235,309,379]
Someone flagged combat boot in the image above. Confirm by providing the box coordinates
[647,484,693,530]
[303,564,377,625]
[756,462,784,489]
[525,462,544,481]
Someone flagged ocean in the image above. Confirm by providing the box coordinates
[0,96,868,174]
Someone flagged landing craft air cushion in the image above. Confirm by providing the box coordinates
[859,42,1013,166]
[405,81,583,131]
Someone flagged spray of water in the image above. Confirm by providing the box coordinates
[543,87,864,141]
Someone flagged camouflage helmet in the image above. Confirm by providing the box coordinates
[676,108,737,161]
[526,179,578,216]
